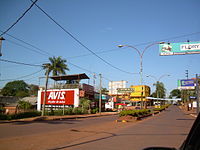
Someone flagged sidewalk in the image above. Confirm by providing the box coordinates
[178,105,198,118]
[0,112,118,123]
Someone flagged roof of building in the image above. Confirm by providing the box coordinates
[50,73,90,81]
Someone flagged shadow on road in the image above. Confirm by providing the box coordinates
[10,119,82,125]
[176,118,195,121]
[48,130,188,150]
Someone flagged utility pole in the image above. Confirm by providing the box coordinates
[41,63,50,116]
[0,37,5,57]
[93,73,96,92]
[185,70,189,110]
[196,74,199,115]
[99,74,102,115]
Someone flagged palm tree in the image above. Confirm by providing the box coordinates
[42,56,69,116]
[43,56,69,76]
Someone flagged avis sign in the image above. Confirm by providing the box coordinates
[41,90,74,105]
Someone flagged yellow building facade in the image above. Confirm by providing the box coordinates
[130,85,150,102]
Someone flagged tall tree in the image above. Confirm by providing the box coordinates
[43,56,69,76]
[169,89,181,98]
[1,80,29,97]
[42,56,69,116]
[152,81,166,98]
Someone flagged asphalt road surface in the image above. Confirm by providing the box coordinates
[0,106,195,150]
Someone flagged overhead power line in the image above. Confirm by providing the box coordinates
[0,30,53,56]
[0,58,42,67]
[134,31,200,47]
[0,69,43,81]
[2,30,200,61]
[0,0,39,36]
[31,0,137,75]
[6,39,49,57]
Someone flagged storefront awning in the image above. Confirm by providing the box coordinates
[50,73,90,81]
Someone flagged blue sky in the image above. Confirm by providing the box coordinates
[0,0,200,95]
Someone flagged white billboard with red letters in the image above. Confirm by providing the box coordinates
[37,89,79,111]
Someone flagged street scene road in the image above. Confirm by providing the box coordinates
[0,1,200,150]
[0,106,195,150]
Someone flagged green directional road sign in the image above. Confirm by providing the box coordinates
[117,88,134,93]
[159,41,200,56]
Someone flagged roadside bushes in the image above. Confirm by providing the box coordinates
[0,106,5,114]
[47,107,87,116]
[119,109,151,117]
[91,108,99,114]
[0,111,41,120]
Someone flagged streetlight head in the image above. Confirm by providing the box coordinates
[0,37,5,40]
[118,45,124,48]
[159,42,165,44]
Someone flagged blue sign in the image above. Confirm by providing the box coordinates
[180,79,195,87]
[178,79,195,90]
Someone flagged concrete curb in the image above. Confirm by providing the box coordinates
[0,112,119,124]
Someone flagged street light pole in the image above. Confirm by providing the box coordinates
[99,74,102,115]
[118,42,164,109]
[118,42,164,85]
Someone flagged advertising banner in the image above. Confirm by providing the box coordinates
[178,79,195,89]
[41,90,74,105]
[159,41,200,56]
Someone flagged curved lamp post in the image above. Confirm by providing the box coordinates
[118,42,165,85]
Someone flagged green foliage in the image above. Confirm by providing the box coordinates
[0,106,5,114]
[80,98,91,109]
[64,107,73,115]
[170,89,181,98]
[0,111,41,120]
[101,88,109,95]
[72,107,83,115]
[46,107,91,116]
[16,91,29,97]
[119,109,151,117]
[18,100,32,110]
[43,56,69,76]
[153,81,166,98]
[1,80,29,97]
[91,108,99,114]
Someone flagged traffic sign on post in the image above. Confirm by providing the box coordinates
[117,88,134,93]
